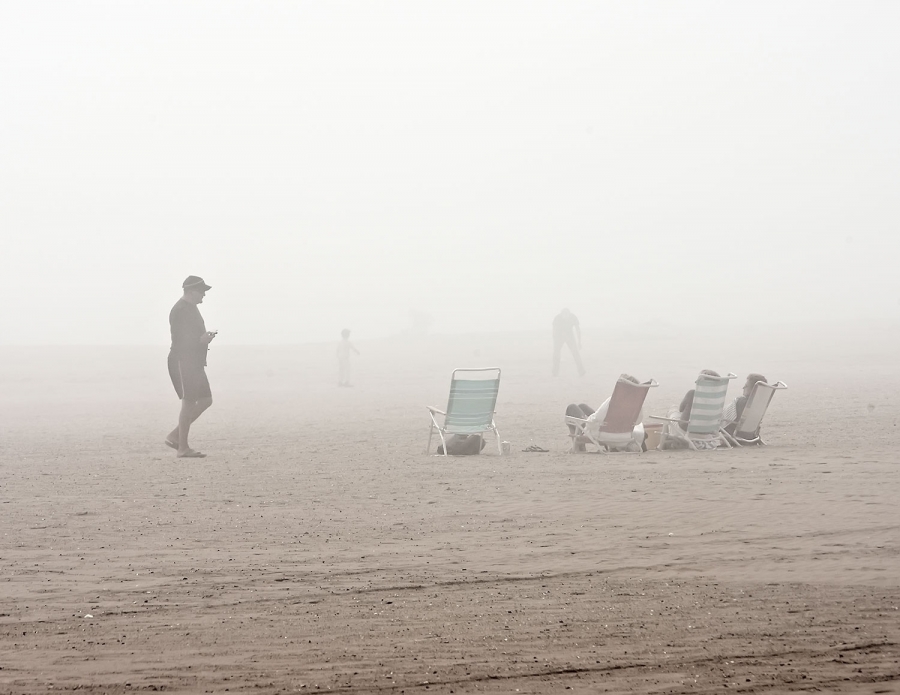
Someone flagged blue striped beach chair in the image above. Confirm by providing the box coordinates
[427,368,502,455]
[650,372,736,450]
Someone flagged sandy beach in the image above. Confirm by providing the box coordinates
[5,0,900,691]
[1,323,899,693]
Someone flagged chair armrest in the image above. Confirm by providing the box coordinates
[564,416,590,437]
[648,415,680,423]
[772,381,788,389]
[643,378,659,387]
[427,406,446,415]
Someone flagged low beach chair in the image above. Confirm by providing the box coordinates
[565,377,658,452]
[721,380,788,446]
[427,368,502,456]
[650,372,736,450]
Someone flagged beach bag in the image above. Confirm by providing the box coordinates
[437,434,485,455]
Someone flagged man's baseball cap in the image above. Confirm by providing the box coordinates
[183,275,212,291]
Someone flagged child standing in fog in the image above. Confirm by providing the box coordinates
[337,328,360,387]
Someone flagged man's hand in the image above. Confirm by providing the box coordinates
[202,331,218,344]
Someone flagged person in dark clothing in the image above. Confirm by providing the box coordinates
[165,276,216,458]
[722,373,768,436]
[552,308,585,377]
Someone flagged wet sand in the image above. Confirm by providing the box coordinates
[1,325,899,693]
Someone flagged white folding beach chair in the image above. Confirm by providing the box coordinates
[650,372,736,450]
[721,380,787,446]
[565,377,658,453]
[426,368,502,456]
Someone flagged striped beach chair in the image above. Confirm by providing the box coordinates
[721,380,788,446]
[651,372,736,450]
[427,368,502,455]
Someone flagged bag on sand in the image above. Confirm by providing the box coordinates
[437,434,486,455]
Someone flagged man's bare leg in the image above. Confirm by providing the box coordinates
[168,397,213,456]
[167,397,213,443]
[166,401,194,446]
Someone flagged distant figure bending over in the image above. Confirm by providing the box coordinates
[165,276,216,458]
[552,308,585,377]
[337,328,360,387]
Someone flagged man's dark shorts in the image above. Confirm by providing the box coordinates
[168,352,212,401]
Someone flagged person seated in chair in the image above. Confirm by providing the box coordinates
[676,369,720,431]
[655,369,722,450]
[566,374,646,452]
[721,373,767,437]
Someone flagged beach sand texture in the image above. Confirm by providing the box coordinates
[1,324,899,693]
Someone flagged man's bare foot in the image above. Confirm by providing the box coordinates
[165,439,177,450]
[176,449,206,458]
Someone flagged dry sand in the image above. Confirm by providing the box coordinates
[1,322,899,694]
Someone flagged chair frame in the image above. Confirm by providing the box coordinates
[721,381,787,446]
[650,373,737,450]
[565,378,658,453]
[427,368,502,456]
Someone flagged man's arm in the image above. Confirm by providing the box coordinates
[679,389,694,415]
[170,305,194,348]
[171,305,214,353]
[586,398,611,426]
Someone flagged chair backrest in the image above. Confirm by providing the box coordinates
[444,368,501,434]
[687,374,733,435]
[734,381,784,437]
[598,379,655,434]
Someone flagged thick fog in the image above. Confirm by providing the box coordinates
[2,2,898,345]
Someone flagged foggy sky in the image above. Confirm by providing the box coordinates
[2,1,898,345]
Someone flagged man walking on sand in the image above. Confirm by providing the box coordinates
[165,276,216,458]
[552,308,585,377]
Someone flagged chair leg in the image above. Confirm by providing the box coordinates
[571,424,589,453]
[494,428,502,455]
[426,425,433,454]
[588,435,605,453]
